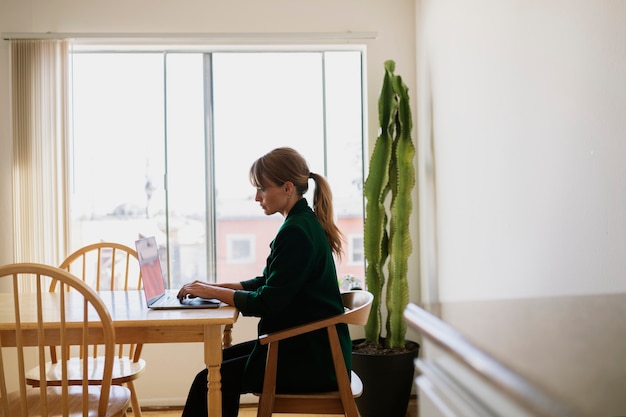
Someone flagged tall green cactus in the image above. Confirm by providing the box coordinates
[363,60,415,350]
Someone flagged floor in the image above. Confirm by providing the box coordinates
[136,397,419,417]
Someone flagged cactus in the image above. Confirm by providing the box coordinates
[363,60,415,350]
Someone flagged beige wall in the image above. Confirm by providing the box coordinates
[0,0,417,406]
[416,0,626,302]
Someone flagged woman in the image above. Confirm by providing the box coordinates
[177,147,351,417]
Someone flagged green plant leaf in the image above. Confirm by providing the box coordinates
[363,61,396,343]
[363,60,415,349]
[386,72,414,349]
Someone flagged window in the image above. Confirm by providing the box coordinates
[70,48,365,288]
[348,234,364,265]
[226,234,255,264]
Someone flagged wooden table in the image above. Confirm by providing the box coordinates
[0,289,239,417]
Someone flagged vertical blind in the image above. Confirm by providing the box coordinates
[11,39,69,289]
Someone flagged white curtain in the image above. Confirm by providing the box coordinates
[11,39,69,270]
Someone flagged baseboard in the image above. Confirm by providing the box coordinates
[138,393,259,409]
[138,398,186,408]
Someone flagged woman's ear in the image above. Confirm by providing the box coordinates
[283,181,295,196]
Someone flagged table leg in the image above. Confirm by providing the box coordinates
[204,324,223,417]
[222,323,233,348]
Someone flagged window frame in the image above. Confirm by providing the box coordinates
[69,42,368,285]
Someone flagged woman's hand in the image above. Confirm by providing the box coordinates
[177,280,238,306]
[177,280,216,300]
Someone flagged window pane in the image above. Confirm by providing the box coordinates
[164,53,208,288]
[212,52,325,282]
[70,53,166,250]
[324,51,365,284]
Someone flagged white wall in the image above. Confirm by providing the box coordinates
[6,0,624,407]
[0,0,417,406]
[416,1,626,302]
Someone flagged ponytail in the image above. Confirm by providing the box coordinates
[309,172,343,258]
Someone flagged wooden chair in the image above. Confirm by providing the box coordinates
[256,290,374,417]
[0,262,131,417]
[25,242,145,416]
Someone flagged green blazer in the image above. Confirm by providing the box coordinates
[233,198,351,393]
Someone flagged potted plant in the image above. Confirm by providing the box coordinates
[352,60,420,417]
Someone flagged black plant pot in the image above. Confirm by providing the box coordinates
[351,338,420,417]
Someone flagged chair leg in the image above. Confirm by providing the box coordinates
[126,380,142,416]
[256,396,273,417]
[343,398,360,417]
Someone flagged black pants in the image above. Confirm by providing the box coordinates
[181,340,255,417]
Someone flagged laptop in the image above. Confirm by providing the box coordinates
[135,236,220,309]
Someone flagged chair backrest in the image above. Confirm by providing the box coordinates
[0,262,118,416]
[54,241,142,292]
[341,290,374,325]
[258,290,374,347]
[54,242,143,361]
[259,290,374,346]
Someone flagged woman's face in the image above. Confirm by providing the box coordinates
[255,181,290,216]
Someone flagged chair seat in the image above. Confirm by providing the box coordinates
[255,371,363,415]
[270,371,363,400]
[25,357,146,386]
[6,385,130,417]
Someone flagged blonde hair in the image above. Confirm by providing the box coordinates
[249,147,343,258]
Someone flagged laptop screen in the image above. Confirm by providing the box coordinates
[135,237,166,304]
